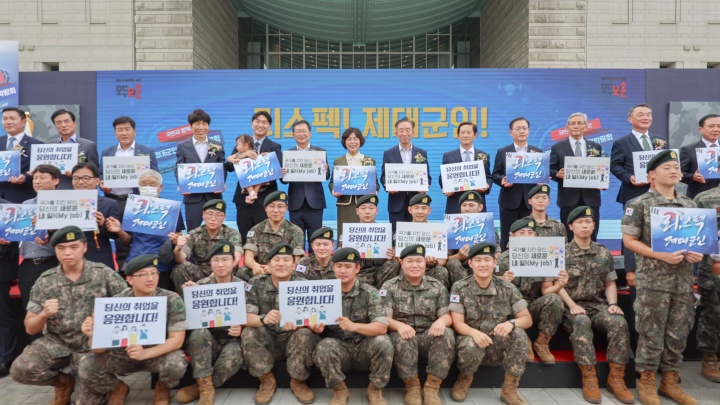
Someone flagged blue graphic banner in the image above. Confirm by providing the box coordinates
[177,163,225,194]
[122,194,181,236]
[0,41,18,108]
[0,151,20,181]
[234,151,283,188]
[0,204,45,242]
[445,213,496,249]
[505,152,551,184]
[696,148,719,180]
[650,207,718,254]
[333,166,377,195]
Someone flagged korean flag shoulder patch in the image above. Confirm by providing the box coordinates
[378,289,387,297]
[624,208,634,216]
[246,231,255,238]
[244,283,252,292]
[295,264,307,274]
[450,294,460,303]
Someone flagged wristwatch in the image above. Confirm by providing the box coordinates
[508,319,516,330]
[258,314,266,324]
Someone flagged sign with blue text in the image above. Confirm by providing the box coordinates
[509,237,566,277]
[0,204,45,242]
[279,279,342,327]
[35,189,98,231]
[30,144,78,172]
[122,194,181,236]
[650,207,718,254]
[92,296,167,349]
[333,166,376,195]
[0,151,20,181]
[177,163,225,194]
[184,282,247,329]
[234,151,283,188]
[440,161,488,192]
[505,152,550,184]
[445,213,496,250]
[696,148,719,180]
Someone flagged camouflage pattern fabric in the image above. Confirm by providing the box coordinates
[295,254,334,281]
[172,225,242,289]
[236,219,305,280]
[693,187,720,353]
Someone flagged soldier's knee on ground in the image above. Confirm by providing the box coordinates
[9,355,39,384]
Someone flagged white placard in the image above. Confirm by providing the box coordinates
[440,160,488,192]
[632,149,679,184]
[395,222,448,259]
[384,163,429,192]
[341,223,392,259]
[92,296,167,349]
[282,150,327,182]
[183,282,247,329]
[279,279,342,326]
[102,156,151,188]
[35,189,98,231]
[508,237,566,277]
[30,143,78,172]
[563,156,610,189]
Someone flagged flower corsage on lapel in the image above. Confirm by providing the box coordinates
[361,157,374,166]
[413,152,426,163]
[586,147,601,157]
[209,143,223,157]
[651,138,666,150]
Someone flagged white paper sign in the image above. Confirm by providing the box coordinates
[102,156,151,188]
[92,296,167,349]
[279,279,342,326]
[183,282,247,329]
[30,143,78,172]
[384,163,429,192]
[563,156,610,189]
[508,237,566,277]
[440,161,488,192]
[35,189,98,231]
[395,222,448,259]
[282,150,327,182]
[632,149,679,184]
[341,223,392,259]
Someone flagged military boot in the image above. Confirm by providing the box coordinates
[451,372,474,402]
[329,381,349,405]
[403,375,422,405]
[176,382,199,404]
[290,378,315,404]
[197,376,215,405]
[367,382,387,405]
[658,370,697,405]
[701,352,720,383]
[49,372,75,405]
[423,374,443,405]
[153,381,171,405]
[500,374,528,405]
[533,332,556,364]
[255,372,277,405]
[107,380,130,405]
[637,370,660,405]
[525,335,535,362]
[606,363,635,404]
[578,364,601,404]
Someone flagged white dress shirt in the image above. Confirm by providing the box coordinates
[193,136,209,163]
[112,141,136,195]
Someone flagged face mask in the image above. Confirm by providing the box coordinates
[139,186,159,198]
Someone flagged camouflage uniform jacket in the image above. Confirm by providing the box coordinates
[449,275,527,335]
[564,240,617,305]
[523,215,568,241]
[296,254,334,280]
[27,260,127,355]
[245,273,303,336]
[380,275,449,333]
[183,225,242,268]
[621,190,696,293]
[197,274,244,340]
[693,187,720,288]
[243,219,305,265]
[325,280,388,344]
[497,250,545,301]
[114,288,189,341]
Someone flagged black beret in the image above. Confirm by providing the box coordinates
[528,184,550,198]
[266,243,294,260]
[49,226,86,247]
[400,244,425,259]
[124,254,159,276]
[567,206,594,224]
[202,199,226,213]
[468,242,496,259]
[263,190,288,206]
[646,149,678,173]
[459,191,482,205]
[510,217,536,234]
[356,194,379,207]
[208,240,234,257]
[331,247,360,263]
[408,194,432,206]
[310,227,334,242]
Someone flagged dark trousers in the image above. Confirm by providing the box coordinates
[499,206,532,251]
[19,257,59,342]
[236,203,268,245]
[109,197,130,269]
[290,200,323,253]
[0,280,16,364]
[389,192,415,233]
[559,203,600,241]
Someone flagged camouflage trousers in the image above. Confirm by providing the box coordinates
[561,303,630,366]
[389,328,455,380]
[171,262,212,293]
[234,266,254,283]
[635,287,695,372]
[187,329,244,386]
[426,265,450,291]
[358,259,400,289]
[455,327,528,377]
[241,326,319,381]
[696,276,720,353]
[527,294,563,336]
[446,259,471,288]
[9,336,105,405]
[313,336,393,388]
[78,349,188,394]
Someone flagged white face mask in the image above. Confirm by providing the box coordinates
[139,186,159,198]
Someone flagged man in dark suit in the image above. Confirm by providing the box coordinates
[680,113,720,199]
[226,111,282,244]
[492,117,544,251]
[439,121,492,214]
[49,109,99,190]
[550,112,603,240]
[0,196,19,377]
[0,107,45,203]
[176,109,227,230]
[281,120,329,252]
[380,117,431,231]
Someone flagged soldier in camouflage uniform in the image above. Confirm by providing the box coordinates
[449,242,532,405]
[176,241,246,404]
[79,254,188,405]
[547,207,634,404]
[497,217,566,365]
[296,226,334,280]
[10,226,128,405]
[171,199,243,291]
[242,243,321,405]
[693,183,720,383]
[236,191,305,281]
[622,150,703,405]
[405,194,450,289]
[380,244,454,405]
[313,248,393,405]
[446,191,501,287]
[523,184,567,240]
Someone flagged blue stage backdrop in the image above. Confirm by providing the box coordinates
[96,69,645,244]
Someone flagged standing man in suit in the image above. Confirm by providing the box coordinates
[227,111,282,244]
[0,107,45,203]
[380,117,430,231]
[550,112,603,240]
[440,122,492,214]
[492,117,544,251]
[281,120,329,252]
[49,109,99,190]
[680,113,720,199]
[176,109,227,231]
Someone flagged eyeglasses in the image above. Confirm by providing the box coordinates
[72,176,96,182]
[132,271,159,280]
[203,212,225,219]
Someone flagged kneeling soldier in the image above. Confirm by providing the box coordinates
[406,194,450,289]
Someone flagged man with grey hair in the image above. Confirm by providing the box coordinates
[550,112,603,240]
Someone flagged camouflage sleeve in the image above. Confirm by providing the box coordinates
[380,285,394,319]
[509,285,528,315]
[294,256,311,279]
[495,228,502,253]
[243,228,260,256]
[107,270,129,296]
[497,251,509,274]
[245,279,259,314]
[605,249,618,281]
[606,270,618,281]
[621,199,644,237]
[365,286,388,325]
[167,293,189,332]
[448,283,464,314]
[291,227,305,257]
[436,285,450,317]
[182,232,196,258]
[26,282,44,314]
[226,229,244,254]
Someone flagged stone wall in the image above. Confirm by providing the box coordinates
[528,1,587,68]
[135,1,194,70]
[192,0,238,69]
[479,0,529,67]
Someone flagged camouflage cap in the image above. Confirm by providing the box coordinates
[567,206,594,224]
[646,149,678,173]
[528,184,550,198]
[263,190,288,207]
[49,225,86,247]
[510,217,536,233]
[331,247,360,263]
[468,242,496,259]
[408,194,432,207]
[208,240,234,257]
[203,199,226,213]
[459,191,482,205]
[310,226,334,242]
[266,243,294,260]
[400,244,426,259]
[124,254,159,276]
[356,194,379,207]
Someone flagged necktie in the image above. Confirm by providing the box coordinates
[574,141,582,157]
[641,135,651,151]
[463,150,471,162]
[7,137,16,150]
[254,142,260,151]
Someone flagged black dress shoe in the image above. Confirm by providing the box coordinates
[0,363,9,378]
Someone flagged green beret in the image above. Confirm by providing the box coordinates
[400,244,426,259]
[331,247,360,263]
[202,199,226,213]
[408,194,432,207]
[124,254,159,276]
[646,149,678,173]
[468,242,496,259]
[510,217,536,234]
[528,184,550,198]
[459,191,482,205]
[567,206,594,224]
[49,226,86,247]
[264,190,288,206]
[208,240,234,257]
[266,243,294,260]
[310,226,334,242]
[357,194,379,207]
